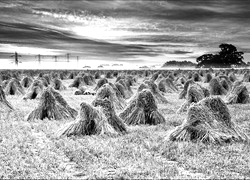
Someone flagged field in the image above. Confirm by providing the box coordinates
[1,69,250,179]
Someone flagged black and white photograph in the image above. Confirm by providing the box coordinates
[0,0,250,179]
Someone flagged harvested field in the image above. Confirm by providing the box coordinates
[1,69,250,179]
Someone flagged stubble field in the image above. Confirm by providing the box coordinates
[0,69,250,179]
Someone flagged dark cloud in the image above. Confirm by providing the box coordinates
[173,50,193,54]
[0,21,159,59]
[4,0,250,22]
[76,0,250,23]
[239,48,250,53]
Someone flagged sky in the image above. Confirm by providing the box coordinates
[0,0,250,69]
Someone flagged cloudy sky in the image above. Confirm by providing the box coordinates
[0,0,250,68]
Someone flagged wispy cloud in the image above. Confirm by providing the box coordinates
[0,0,250,65]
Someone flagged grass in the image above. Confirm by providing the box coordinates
[0,73,250,179]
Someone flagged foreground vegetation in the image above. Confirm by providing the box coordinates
[0,69,250,179]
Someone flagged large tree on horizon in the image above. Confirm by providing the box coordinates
[196,44,245,68]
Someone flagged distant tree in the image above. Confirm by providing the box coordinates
[196,44,245,68]
[196,54,214,64]
[162,60,196,67]
[218,44,244,66]
[196,54,220,68]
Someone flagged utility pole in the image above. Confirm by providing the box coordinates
[10,52,21,66]
[76,56,79,62]
[53,55,58,62]
[66,53,70,62]
[35,54,42,63]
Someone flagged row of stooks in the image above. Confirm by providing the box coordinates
[0,70,249,144]
[2,68,250,98]
[1,67,250,83]
[2,69,248,105]
[1,67,250,79]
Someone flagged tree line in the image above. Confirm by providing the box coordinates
[196,43,245,68]
[162,44,246,68]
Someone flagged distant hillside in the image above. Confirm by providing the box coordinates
[162,60,197,67]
